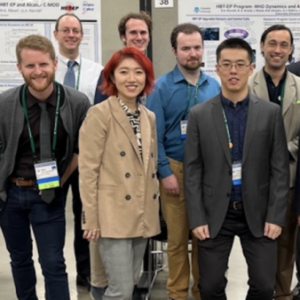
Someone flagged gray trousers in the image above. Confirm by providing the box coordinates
[99,237,148,300]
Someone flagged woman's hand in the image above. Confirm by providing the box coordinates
[83,229,100,241]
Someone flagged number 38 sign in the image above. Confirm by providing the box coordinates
[154,0,174,8]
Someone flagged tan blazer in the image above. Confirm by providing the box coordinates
[79,96,160,238]
[248,70,300,187]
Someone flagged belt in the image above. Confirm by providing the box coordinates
[229,201,243,210]
[10,177,37,187]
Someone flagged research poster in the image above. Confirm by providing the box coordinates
[178,0,300,79]
[0,0,101,93]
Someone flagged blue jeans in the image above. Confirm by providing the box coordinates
[0,183,70,300]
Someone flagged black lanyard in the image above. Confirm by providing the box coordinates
[21,83,61,160]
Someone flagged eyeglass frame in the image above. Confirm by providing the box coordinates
[218,61,252,71]
[56,28,83,35]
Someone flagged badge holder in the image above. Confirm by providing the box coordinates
[232,161,242,186]
[180,120,188,139]
[34,160,60,190]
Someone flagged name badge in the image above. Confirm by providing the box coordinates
[180,120,188,139]
[232,161,242,186]
[34,160,60,190]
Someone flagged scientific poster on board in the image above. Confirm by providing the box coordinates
[178,0,300,79]
[0,0,101,93]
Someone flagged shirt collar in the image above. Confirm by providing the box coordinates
[118,98,140,116]
[26,84,57,108]
[221,94,249,108]
[172,64,208,86]
[57,53,81,67]
[263,67,287,85]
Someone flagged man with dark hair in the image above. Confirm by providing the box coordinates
[146,23,220,300]
[118,11,152,51]
[185,37,289,300]
[249,24,300,300]
[287,60,300,300]
[0,34,90,300]
[94,11,151,105]
[53,12,103,293]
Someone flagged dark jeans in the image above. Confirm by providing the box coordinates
[197,208,277,300]
[63,169,90,278]
[0,183,70,300]
[296,230,300,283]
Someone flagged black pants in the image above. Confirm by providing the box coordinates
[197,208,277,300]
[63,169,90,278]
[296,230,300,283]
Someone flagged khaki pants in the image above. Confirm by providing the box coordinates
[90,240,108,288]
[160,158,201,300]
[275,189,298,300]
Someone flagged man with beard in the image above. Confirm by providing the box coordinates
[249,24,300,300]
[146,23,220,300]
[53,13,103,293]
[0,34,90,300]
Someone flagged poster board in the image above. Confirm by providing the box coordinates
[0,0,101,92]
[178,0,300,79]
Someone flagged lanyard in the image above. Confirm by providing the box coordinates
[279,80,286,107]
[182,82,199,120]
[75,56,82,90]
[221,107,233,150]
[21,83,61,160]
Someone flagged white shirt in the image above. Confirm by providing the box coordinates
[56,53,103,105]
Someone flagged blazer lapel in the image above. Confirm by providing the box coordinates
[252,70,269,101]
[282,72,296,116]
[212,97,231,167]
[140,108,151,174]
[108,97,143,166]
[242,97,258,164]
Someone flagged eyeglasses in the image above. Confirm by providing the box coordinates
[57,28,82,35]
[219,62,250,71]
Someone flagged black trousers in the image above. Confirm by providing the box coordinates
[197,208,277,300]
[296,230,300,283]
[63,169,90,278]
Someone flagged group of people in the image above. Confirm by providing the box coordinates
[0,9,300,300]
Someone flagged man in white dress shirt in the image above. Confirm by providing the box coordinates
[53,13,103,294]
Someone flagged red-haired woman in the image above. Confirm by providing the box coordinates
[78,46,160,300]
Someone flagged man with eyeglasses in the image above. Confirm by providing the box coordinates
[249,24,300,300]
[53,13,103,292]
[184,37,289,300]
[146,23,219,300]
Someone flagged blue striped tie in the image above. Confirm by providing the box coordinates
[63,60,76,88]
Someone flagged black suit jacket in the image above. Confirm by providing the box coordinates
[184,94,290,238]
[287,61,300,77]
